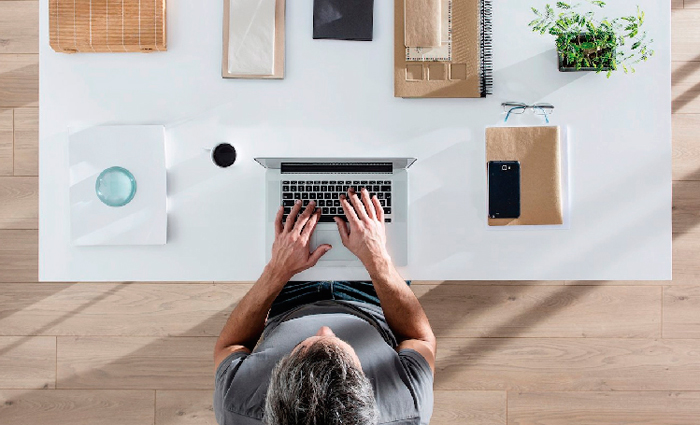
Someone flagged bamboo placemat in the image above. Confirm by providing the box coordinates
[49,0,166,53]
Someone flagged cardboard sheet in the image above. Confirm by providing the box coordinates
[405,0,441,48]
[395,0,485,98]
[406,0,451,61]
[486,126,563,226]
[223,0,286,79]
[313,0,374,41]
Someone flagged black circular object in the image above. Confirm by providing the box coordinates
[212,144,237,168]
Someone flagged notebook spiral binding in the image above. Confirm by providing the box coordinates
[480,0,494,97]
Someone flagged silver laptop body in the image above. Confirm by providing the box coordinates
[255,158,416,267]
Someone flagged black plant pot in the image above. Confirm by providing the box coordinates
[557,51,616,72]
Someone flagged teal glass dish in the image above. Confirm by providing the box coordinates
[95,166,137,207]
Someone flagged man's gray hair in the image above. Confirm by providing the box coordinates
[264,341,379,425]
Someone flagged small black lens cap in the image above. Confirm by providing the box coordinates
[212,144,236,168]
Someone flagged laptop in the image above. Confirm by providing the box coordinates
[255,158,416,266]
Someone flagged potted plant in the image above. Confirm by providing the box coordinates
[529,1,654,77]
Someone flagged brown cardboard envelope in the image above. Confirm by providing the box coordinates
[486,126,563,226]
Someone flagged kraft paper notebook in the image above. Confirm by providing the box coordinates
[395,0,493,98]
[223,0,286,79]
[486,126,563,226]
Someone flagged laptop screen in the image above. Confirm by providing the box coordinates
[255,158,417,170]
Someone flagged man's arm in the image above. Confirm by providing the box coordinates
[214,200,331,369]
[334,188,437,372]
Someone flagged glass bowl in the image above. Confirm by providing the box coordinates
[95,166,137,207]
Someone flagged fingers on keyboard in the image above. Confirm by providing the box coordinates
[282,180,392,223]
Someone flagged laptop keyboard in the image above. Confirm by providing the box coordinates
[281,180,392,223]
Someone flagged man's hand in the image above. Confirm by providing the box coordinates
[268,200,331,281]
[334,188,392,272]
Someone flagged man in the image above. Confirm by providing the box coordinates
[214,188,436,425]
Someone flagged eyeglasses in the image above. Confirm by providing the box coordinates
[502,102,555,124]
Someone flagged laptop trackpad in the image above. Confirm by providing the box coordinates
[312,230,357,262]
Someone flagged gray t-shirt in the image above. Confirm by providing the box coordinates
[214,300,433,425]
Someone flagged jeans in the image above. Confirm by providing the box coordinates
[269,281,410,319]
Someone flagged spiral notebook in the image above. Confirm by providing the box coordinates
[395,0,492,98]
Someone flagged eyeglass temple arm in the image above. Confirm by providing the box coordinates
[533,106,551,124]
[504,107,526,123]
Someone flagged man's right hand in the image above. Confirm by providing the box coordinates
[334,188,392,273]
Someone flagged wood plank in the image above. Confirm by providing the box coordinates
[0,108,11,175]
[0,1,39,54]
[13,108,37,176]
[435,338,700,391]
[411,280,566,286]
[508,391,700,425]
[0,229,37,282]
[414,285,661,338]
[664,286,700,338]
[0,390,154,425]
[0,336,55,389]
[685,0,700,9]
[673,0,684,8]
[672,232,700,286]
[0,54,38,108]
[57,336,214,389]
[674,181,700,233]
[156,390,215,425]
[413,280,666,286]
[673,114,700,180]
[672,8,700,63]
[0,283,251,336]
[154,390,508,425]
[673,60,700,114]
[0,177,37,229]
[433,391,506,425]
[565,280,669,286]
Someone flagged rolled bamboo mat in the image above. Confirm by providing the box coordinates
[49,0,166,53]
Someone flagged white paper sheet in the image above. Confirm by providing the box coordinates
[69,126,167,246]
[228,0,277,76]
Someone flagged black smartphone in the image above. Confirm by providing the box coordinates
[488,161,521,219]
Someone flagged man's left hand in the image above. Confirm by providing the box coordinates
[267,200,331,281]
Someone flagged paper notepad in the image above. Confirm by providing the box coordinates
[223,0,285,79]
[228,0,277,75]
[486,126,563,226]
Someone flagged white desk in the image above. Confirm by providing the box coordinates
[38,0,672,282]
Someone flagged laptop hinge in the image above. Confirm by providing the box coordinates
[280,162,393,174]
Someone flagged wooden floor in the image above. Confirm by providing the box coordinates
[1,2,699,424]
